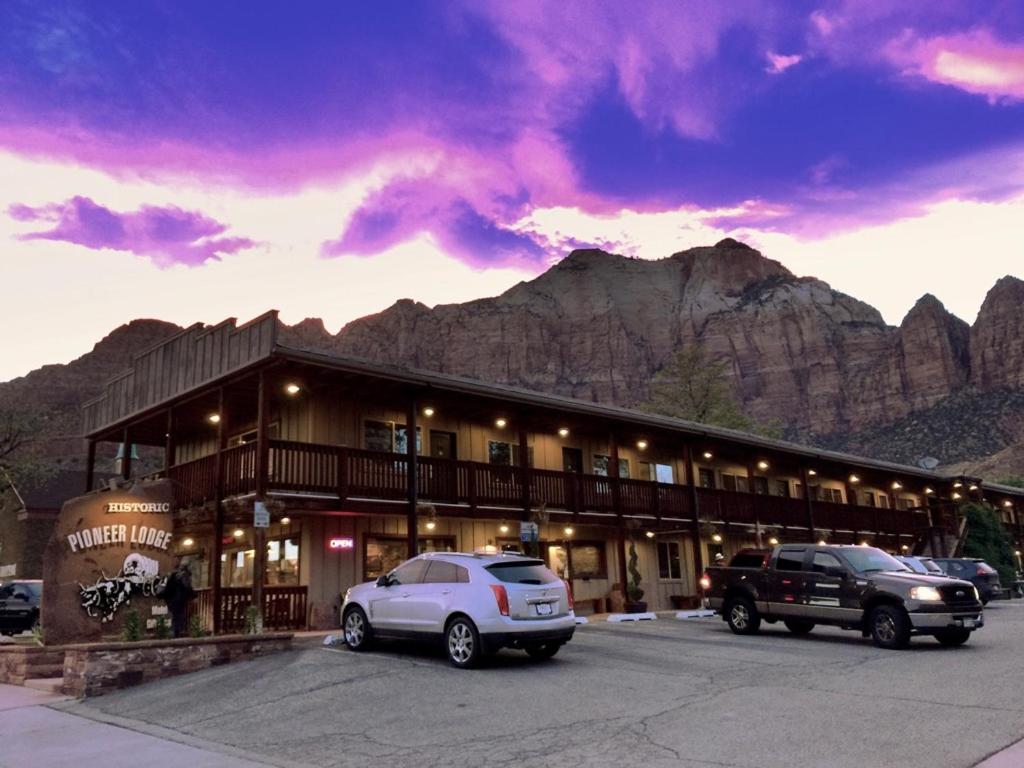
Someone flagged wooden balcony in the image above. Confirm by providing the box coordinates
[160,439,932,537]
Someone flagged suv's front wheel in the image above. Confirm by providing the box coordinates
[725,595,761,635]
[343,606,374,651]
[446,616,483,669]
[869,604,911,649]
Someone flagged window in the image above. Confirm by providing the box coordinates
[729,552,768,568]
[593,455,630,477]
[489,441,532,466]
[227,423,280,448]
[486,562,559,584]
[657,541,682,579]
[423,560,469,584]
[571,543,606,579]
[752,477,768,495]
[698,468,716,489]
[364,420,421,453]
[822,487,844,503]
[391,559,428,585]
[773,480,790,497]
[721,474,737,492]
[640,462,674,483]
[776,549,805,571]
[877,494,889,509]
[266,537,300,586]
[811,551,843,574]
[862,492,875,507]
[363,536,455,581]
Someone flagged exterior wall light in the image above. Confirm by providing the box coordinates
[703,451,713,460]
[281,516,291,525]
[848,474,860,484]
[423,406,435,417]
[952,492,962,500]
[233,528,244,538]
[807,469,817,476]
[818,539,827,546]
[183,537,194,547]
[208,413,221,424]
[636,440,648,450]
[499,523,509,534]
[285,383,301,395]
[495,418,507,428]
[1004,501,1014,508]
[953,481,963,488]
[757,460,769,470]
[711,533,723,543]
[924,487,934,495]
[564,526,574,536]
[969,484,979,491]
[425,520,437,531]
[768,537,779,546]
[558,427,570,438]
[859,541,869,547]
[645,531,655,539]
[891,481,902,490]
[900,544,909,551]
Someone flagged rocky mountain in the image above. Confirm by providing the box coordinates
[3,239,1022,478]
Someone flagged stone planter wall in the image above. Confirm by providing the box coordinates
[0,645,67,684]
[62,633,293,697]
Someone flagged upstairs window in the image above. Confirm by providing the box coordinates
[593,455,630,478]
[488,441,533,466]
[364,420,421,454]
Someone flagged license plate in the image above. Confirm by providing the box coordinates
[535,603,552,616]
[960,618,976,628]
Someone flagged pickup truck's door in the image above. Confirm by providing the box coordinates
[802,550,860,623]
[769,548,807,615]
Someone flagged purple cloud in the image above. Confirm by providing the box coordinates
[10,197,254,267]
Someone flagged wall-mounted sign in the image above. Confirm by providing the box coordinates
[520,522,539,543]
[42,480,176,645]
[328,537,354,550]
[254,501,270,529]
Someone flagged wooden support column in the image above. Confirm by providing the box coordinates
[610,432,628,601]
[518,425,531,522]
[84,440,96,493]
[801,467,816,536]
[252,371,271,625]
[406,394,419,557]
[121,427,132,481]
[747,461,758,495]
[845,481,858,507]
[211,387,227,634]
[684,443,704,590]
[164,408,176,470]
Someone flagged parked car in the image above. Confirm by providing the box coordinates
[341,552,576,668]
[0,580,42,635]
[895,555,945,575]
[703,544,983,649]
[930,558,1003,605]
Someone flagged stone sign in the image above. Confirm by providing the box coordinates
[41,479,176,645]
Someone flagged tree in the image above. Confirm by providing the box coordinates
[0,401,62,487]
[640,346,780,437]
[960,502,1017,584]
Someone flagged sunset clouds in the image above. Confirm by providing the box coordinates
[1,1,1023,380]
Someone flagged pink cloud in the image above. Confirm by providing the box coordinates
[766,51,803,74]
[10,196,255,267]
[885,28,1024,102]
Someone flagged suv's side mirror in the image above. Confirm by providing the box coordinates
[376,575,391,588]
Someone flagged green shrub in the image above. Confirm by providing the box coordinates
[188,614,207,638]
[121,609,143,642]
[153,614,172,639]
[244,605,263,635]
[627,540,644,602]
[961,502,1017,584]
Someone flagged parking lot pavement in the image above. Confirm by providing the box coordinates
[58,602,1024,768]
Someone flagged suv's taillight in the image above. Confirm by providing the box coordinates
[489,584,510,616]
[699,573,711,591]
[563,579,574,610]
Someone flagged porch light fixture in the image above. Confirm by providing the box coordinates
[425,520,437,531]
[284,383,301,396]
[807,469,817,476]
[818,539,827,546]
[423,406,435,417]
[952,492,962,500]
[558,427,570,438]
[208,413,221,424]
[636,439,648,450]
[702,451,713,460]
[495,417,507,429]
[848,474,860,484]
[233,528,244,538]
[953,481,963,488]
[768,537,779,546]
[1016,550,1022,557]
[564,526,574,536]
[924,487,934,495]
[645,530,655,539]
[891,481,902,490]
[900,545,909,552]
[969,484,979,491]
[183,537,194,547]
[281,516,291,525]
[711,533,723,543]
[757,460,769,470]
[1004,501,1014,508]
[859,541,869,547]
[499,523,510,534]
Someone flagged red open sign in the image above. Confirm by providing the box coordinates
[329,537,354,550]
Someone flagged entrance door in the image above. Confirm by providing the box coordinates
[429,431,456,459]
[562,447,583,473]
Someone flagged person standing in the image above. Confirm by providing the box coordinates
[161,561,197,638]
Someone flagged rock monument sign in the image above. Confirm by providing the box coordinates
[41,479,176,645]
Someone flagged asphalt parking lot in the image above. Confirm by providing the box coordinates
[58,602,1024,768]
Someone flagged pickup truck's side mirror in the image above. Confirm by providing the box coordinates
[376,574,391,588]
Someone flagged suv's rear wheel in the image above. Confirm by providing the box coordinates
[725,596,761,635]
[784,619,815,636]
[934,628,971,647]
[524,642,562,661]
[446,616,482,669]
[869,604,911,649]
[343,606,374,651]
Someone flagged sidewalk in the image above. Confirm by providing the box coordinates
[0,684,272,768]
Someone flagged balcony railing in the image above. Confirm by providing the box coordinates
[158,439,937,537]
[188,585,308,633]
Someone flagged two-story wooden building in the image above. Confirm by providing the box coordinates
[80,312,1024,632]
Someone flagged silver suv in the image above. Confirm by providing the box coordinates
[341,552,576,668]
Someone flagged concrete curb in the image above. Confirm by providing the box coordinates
[675,610,716,619]
[607,612,657,622]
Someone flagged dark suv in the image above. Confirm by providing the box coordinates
[931,559,1002,605]
[0,580,42,635]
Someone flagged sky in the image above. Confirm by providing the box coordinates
[2,1,1024,382]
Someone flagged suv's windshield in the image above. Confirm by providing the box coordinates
[486,561,558,585]
[840,548,910,574]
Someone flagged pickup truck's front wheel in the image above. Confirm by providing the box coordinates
[784,619,815,636]
[725,596,761,635]
[869,605,911,650]
[934,628,971,647]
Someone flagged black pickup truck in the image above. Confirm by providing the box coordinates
[703,544,983,649]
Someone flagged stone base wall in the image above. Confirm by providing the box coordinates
[0,645,67,684]
[62,633,293,697]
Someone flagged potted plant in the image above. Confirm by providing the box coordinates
[625,539,647,613]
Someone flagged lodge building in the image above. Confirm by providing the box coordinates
[80,311,1024,632]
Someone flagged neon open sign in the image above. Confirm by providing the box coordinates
[329,537,354,550]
